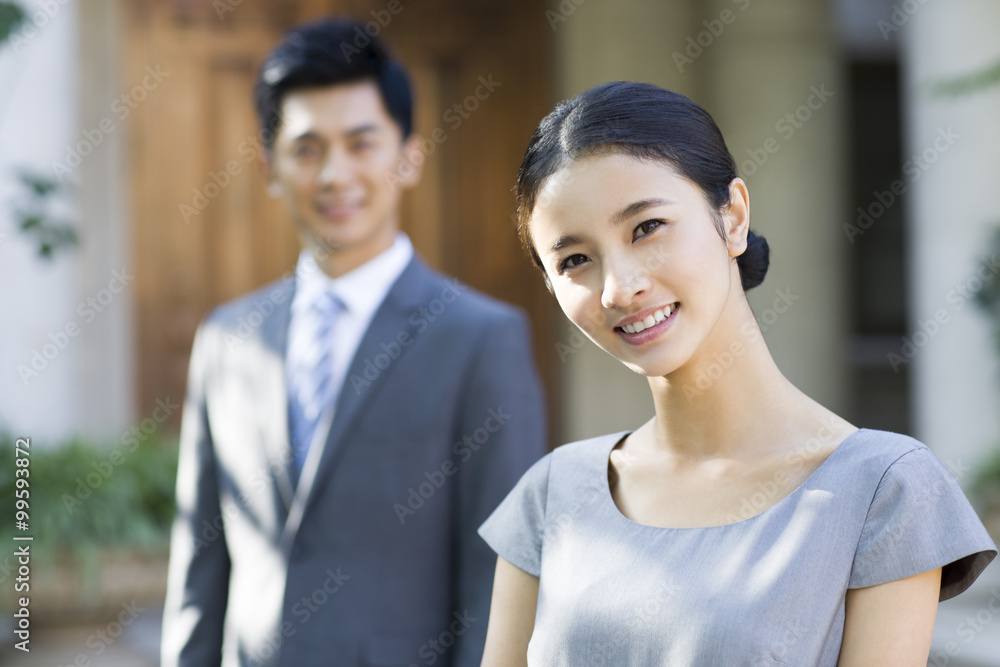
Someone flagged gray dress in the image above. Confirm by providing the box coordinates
[478,428,997,666]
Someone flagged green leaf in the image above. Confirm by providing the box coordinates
[0,2,26,44]
[932,57,1000,98]
[19,214,40,230]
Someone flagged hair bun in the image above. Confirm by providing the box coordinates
[737,230,769,290]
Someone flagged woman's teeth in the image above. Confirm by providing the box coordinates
[621,304,675,334]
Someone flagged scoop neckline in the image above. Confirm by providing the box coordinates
[601,427,866,530]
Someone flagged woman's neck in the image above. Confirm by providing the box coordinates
[643,295,831,463]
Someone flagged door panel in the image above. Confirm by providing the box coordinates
[125,0,560,440]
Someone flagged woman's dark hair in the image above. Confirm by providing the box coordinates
[253,16,413,152]
[515,81,769,291]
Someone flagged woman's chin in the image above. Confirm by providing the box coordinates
[620,358,680,379]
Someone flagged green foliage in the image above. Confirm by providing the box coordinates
[973,229,1000,503]
[972,447,1000,499]
[0,433,178,564]
[932,58,1000,98]
[10,169,79,259]
[0,1,26,45]
[974,228,1000,357]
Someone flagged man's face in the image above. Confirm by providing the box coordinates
[268,79,418,274]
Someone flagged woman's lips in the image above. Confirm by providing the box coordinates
[615,304,679,345]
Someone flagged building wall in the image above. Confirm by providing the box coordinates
[902,0,1000,468]
[551,0,850,443]
[0,1,83,443]
[0,0,132,445]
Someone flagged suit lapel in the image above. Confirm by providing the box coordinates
[255,276,297,512]
[280,257,435,548]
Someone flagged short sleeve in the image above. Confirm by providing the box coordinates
[477,453,552,577]
[849,447,997,601]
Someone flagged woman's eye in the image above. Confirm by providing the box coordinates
[558,254,589,272]
[633,219,663,240]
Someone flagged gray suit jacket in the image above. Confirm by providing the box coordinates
[161,256,547,666]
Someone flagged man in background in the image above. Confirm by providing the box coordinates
[161,16,547,667]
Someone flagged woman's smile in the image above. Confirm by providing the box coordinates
[615,302,680,345]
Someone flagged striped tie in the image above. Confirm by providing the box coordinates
[289,290,343,474]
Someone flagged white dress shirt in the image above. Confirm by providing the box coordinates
[286,233,414,443]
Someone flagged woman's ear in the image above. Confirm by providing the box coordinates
[724,177,751,258]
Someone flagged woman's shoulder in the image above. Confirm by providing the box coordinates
[836,427,929,467]
[548,430,630,468]
[823,427,965,496]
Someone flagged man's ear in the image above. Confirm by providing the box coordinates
[260,148,283,198]
[724,177,751,258]
[395,134,426,189]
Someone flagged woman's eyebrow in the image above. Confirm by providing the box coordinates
[551,235,582,252]
[609,198,674,227]
[549,197,675,252]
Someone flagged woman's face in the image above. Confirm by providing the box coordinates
[529,153,748,377]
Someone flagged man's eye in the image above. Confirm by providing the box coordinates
[559,254,588,272]
[633,219,663,240]
[294,144,321,158]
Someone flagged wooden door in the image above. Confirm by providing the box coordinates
[125,0,560,439]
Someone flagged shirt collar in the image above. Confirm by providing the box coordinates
[292,233,414,316]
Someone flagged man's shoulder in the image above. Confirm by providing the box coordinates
[417,260,525,319]
[408,259,527,328]
[201,274,295,332]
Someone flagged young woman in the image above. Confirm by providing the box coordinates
[478,82,997,666]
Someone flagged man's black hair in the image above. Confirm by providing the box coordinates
[253,16,413,151]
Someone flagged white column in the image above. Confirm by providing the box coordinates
[0,1,82,444]
[75,0,134,440]
[902,0,1000,468]
[551,0,696,442]
[704,0,850,415]
[551,0,849,442]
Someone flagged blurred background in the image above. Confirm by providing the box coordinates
[1,0,999,664]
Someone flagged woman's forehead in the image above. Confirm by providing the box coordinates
[532,155,696,227]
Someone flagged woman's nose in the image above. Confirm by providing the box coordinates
[601,257,651,310]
